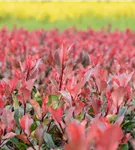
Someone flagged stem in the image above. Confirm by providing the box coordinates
[59,63,64,91]
[116,106,120,114]
[22,129,36,150]
[130,111,134,121]
[22,90,26,115]
[41,112,46,122]
[59,122,64,134]
[26,136,36,150]
[47,119,53,132]
[24,103,26,115]
[0,139,6,148]
[26,70,30,81]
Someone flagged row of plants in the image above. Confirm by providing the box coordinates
[0,27,135,150]
[0,2,135,21]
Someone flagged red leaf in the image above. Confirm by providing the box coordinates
[75,101,85,116]
[132,73,135,89]
[130,139,135,149]
[16,134,30,145]
[3,132,16,139]
[72,69,93,98]
[27,58,42,80]
[96,124,123,150]
[0,127,3,137]
[25,79,35,91]
[0,98,4,108]
[111,87,125,107]
[84,69,93,83]
[49,107,63,123]
[59,43,68,65]
[95,78,107,93]
[122,133,130,144]
[17,87,31,104]
[1,108,15,132]
[63,59,74,81]
[113,78,120,87]
[65,122,87,150]
[9,78,18,93]
[72,79,85,99]
[19,114,33,136]
[87,118,123,150]
[113,59,121,73]
[42,96,48,116]
[64,107,75,125]
[68,122,85,142]
[35,124,44,146]
[60,90,72,106]
[91,99,101,115]
[106,91,111,113]
[50,77,59,91]
[53,49,61,73]
[113,72,134,87]
[67,43,74,53]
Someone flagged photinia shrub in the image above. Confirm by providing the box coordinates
[0,27,135,150]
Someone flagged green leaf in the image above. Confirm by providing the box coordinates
[30,122,37,132]
[34,91,42,104]
[26,103,32,112]
[44,132,56,148]
[9,137,19,147]
[132,99,135,106]
[120,143,129,150]
[12,94,19,109]
[14,109,20,127]
[48,94,60,103]
[122,121,135,132]
[31,86,37,99]
[47,94,61,109]
[107,114,117,122]
[16,142,29,150]
[76,112,85,121]
[6,137,25,150]
[43,119,50,126]
[52,103,59,109]
[118,106,127,118]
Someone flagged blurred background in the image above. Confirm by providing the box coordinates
[0,1,135,31]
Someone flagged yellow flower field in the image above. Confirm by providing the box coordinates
[0,1,135,22]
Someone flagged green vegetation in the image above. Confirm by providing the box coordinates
[0,17,135,31]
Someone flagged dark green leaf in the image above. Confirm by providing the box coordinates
[44,132,56,148]
[122,121,135,132]
[118,106,127,118]
[30,122,37,132]
[16,142,29,150]
[14,109,20,127]
[76,112,85,121]
[31,86,37,99]
[26,103,32,112]
[9,137,19,144]
[120,143,129,150]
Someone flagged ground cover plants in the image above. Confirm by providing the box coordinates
[0,27,135,150]
[1,2,135,22]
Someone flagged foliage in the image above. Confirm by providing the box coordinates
[0,27,135,150]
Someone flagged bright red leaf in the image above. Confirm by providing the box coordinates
[19,114,33,136]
